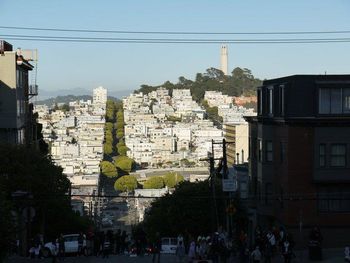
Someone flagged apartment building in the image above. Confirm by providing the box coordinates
[245,75,350,248]
[223,122,249,166]
[0,41,38,144]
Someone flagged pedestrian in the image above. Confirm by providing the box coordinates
[176,240,186,263]
[152,232,161,263]
[188,240,196,263]
[345,246,350,262]
[264,242,272,263]
[77,232,84,256]
[51,239,58,263]
[251,246,262,263]
[58,234,65,261]
[282,239,292,263]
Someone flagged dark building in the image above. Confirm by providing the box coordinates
[245,75,350,248]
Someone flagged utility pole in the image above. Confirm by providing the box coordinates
[207,139,235,233]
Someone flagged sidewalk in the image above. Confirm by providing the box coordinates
[265,247,344,263]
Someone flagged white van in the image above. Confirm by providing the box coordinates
[161,237,177,254]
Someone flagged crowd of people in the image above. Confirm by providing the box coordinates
[26,226,326,262]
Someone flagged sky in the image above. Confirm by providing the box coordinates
[1,0,350,99]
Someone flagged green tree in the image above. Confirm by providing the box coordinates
[105,122,114,131]
[0,144,92,256]
[116,130,124,139]
[114,175,138,192]
[142,180,228,238]
[59,103,70,112]
[103,143,113,155]
[163,172,184,188]
[114,156,134,173]
[117,145,129,156]
[100,161,118,177]
[143,176,165,189]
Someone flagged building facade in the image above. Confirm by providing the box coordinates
[245,75,350,248]
[0,41,38,145]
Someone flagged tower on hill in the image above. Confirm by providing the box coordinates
[220,45,228,75]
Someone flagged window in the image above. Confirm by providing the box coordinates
[267,86,273,115]
[319,144,326,167]
[265,141,273,162]
[319,87,350,114]
[318,187,350,212]
[279,85,285,116]
[330,144,346,167]
[258,139,262,162]
[343,88,350,113]
[257,89,262,115]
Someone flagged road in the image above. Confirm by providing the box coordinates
[5,250,346,263]
[6,254,178,263]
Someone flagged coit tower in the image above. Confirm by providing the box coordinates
[220,45,228,75]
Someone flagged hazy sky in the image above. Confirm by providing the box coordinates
[1,0,350,98]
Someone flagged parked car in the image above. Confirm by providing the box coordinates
[161,237,177,254]
[42,234,87,257]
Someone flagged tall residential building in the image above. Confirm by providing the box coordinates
[223,122,249,166]
[245,75,350,248]
[220,45,228,75]
[93,86,107,105]
[0,41,38,144]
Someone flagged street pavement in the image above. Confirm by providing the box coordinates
[5,248,346,263]
[5,254,177,263]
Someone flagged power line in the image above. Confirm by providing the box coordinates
[2,36,350,44]
[1,25,350,35]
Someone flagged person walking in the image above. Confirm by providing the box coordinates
[251,246,262,263]
[77,232,84,256]
[51,239,58,263]
[282,239,292,263]
[176,240,186,263]
[188,240,196,263]
[152,233,161,263]
[58,234,65,261]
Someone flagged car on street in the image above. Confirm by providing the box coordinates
[161,237,177,254]
[42,234,87,257]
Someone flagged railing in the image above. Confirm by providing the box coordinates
[28,84,38,96]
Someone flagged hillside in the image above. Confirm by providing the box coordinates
[135,67,262,102]
[35,95,120,106]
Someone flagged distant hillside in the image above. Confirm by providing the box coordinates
[35,95,120,106]
[135,67,262,102]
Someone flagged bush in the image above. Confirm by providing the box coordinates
[143,176,165,189]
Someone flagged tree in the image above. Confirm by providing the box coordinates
[103,143,113,155]
[100,161,118,177]
[114,156,134,174]
[114,175,138,192]
[0,144,92,255]
[116,130,124,139]
[142,180,227,238]
[105,122,114,131]
[163,172,184,188]
[117,145,129,156]
[143,176,165,189]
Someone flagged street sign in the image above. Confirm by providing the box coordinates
[222,179,237,192]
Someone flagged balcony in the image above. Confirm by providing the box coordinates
[28,84,38,96]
